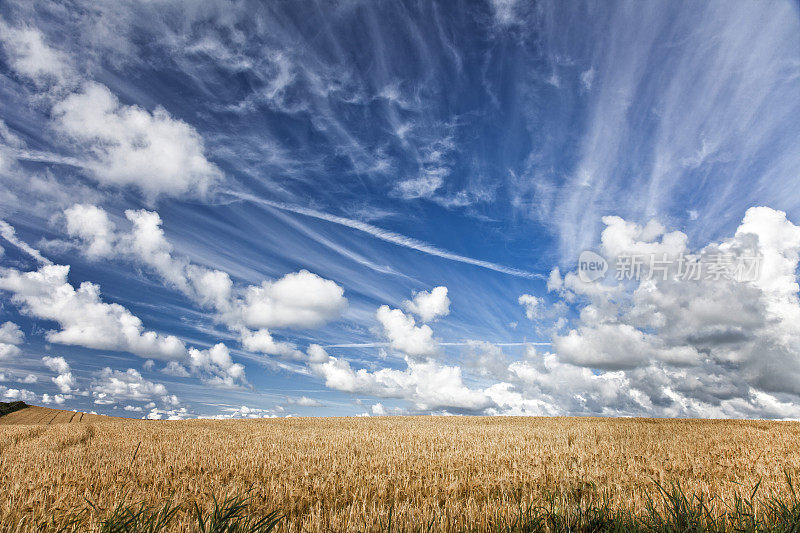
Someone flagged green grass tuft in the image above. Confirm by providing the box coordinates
[17,475,800,532]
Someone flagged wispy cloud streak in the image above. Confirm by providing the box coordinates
[228,191,545,280]
[324,341,551,348]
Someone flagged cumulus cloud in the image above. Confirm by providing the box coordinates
[146,406,192,420]
[240,270,347,330]
[0,344,21,360]
[66,206,231,307]
[1,386,37,402]
[305,345,490,412]
[52,372,77,394]
[0,321,24,345]
[376,305,439,359]
[296,207,800,420]
[0,222,258,389]
[64,205,347,358]
[122,209,192,288]
[42,355,77,393]
[187,343,246,387]
[518,293,542,320]
[1,22,220,200]
[0,264,186,360]
[463,340,510,379]
[239,328,303,359]
[541,206,800,413]
[161,360,191,377]
[287,396,323,407]
[554,323,701,369]
[403,286,450,322]
[0,22,75,87]
[52,82,221,198]
[42,355,70,375]
[91,367,170,404]
[205,405,279,419]
[0,321,23,359]
[64,204,118,259]
[41,393,66,405]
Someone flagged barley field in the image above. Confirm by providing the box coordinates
[1,406,799,531]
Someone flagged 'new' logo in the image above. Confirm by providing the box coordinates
[578,251,607,283]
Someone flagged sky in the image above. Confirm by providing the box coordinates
[1,0,800,419]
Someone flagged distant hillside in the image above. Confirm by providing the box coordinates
[0,401,28,417]
[0,403,113,425]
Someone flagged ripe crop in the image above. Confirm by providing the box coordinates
[2,410,799,531]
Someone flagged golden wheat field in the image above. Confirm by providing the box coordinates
[1,406,799,531]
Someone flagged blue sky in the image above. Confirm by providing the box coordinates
[1,0,800,419]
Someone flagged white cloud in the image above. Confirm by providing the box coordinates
[554,323,701,369]
[518,293,543,320]
[42,356,78,394]
[547,268,563,292]
[206,405,278,419]
[91,367,170,404]
[120,209,197,292]
[161,361,190,377]
[396,171,445,200]
[0,23,75,86]
[306,346,490,412]
[1,386,37,402]
[376,305,438,359]
[41,393,66,405]
[42,355,70,374]
[287,396,323,407]
[0,344,21,360]
[0,321,23,360]
[463,340,510,379]
[306,344,330,364]
[187,343,246,387]
[403,286,450,322]
[546,206,800,408]
[489,0,521,26]
[240,270,347,330]
[0,220,51,266]
[502,347,639,416]
[395,136,455,200]
[64,205,346,359]
[0,264,186,360]
[146,407,192,420]
[186,266,234,313]
[0,321,24,345]
[67,205,232,310]
[239,328,302,359]
[298,207,800,419]
[64,204,117,259]
[52,372,77,394]
[52,82,221,198]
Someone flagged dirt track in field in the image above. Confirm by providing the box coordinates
[0,405,113,425]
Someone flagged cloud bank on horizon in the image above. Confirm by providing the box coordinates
[0,0,799,419]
